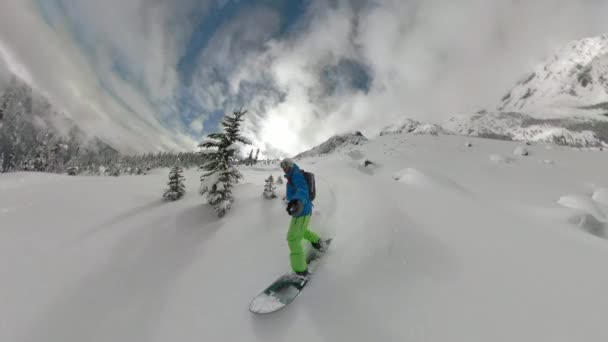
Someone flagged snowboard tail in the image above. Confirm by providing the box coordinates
[249,239,332,314]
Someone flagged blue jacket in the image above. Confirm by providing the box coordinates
[285,164,312,217]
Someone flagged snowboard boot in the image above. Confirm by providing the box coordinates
[286,269,309,283]
[311,239,328,252]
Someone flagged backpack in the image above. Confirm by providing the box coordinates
[287,169,317,202]
[301,170,316,201]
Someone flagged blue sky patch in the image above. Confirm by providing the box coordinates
[30,0,356,142]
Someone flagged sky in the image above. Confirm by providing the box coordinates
[0,0,608,156]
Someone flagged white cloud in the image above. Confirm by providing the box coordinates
[214,0,608,156]
[0,39,34,86]
[0,0,203,153]
[189,118,204,133]
[2,0,608,157]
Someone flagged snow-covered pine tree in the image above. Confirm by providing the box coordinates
[47,142,64,173]
[163,158,186,201]
[67,164,79,176]
[6,151,15,172]
[1,152,7,172]
[33,149,46,172]
[20,152,33,171]
[199,109,251,217]
[108,160,121,176]
[247,149,253,166]
[263,175,277,199]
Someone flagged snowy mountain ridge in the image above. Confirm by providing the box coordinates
[443,35,608,148]
[372,112,606,149]
[499,35,608,116]
[294,131,368,158]
[367,35,608,149]
[445,111,608,148]
[379,118,447,137]
[0,75,120,172]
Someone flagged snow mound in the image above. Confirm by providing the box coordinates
[557,194,608,223]
[591,188,608,206]
[357,160,378,175]
[295,132,367,158]
[392,168,465,192]
[513,146,529,156]
[489,154,514,163]
[558,194,608,238]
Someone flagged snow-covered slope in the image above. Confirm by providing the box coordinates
[445,111,608,147]
[294,131,367,158]
[499,35,608,117]
[3,134,608,341]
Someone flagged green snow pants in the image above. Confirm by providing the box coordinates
[287,215,320,273]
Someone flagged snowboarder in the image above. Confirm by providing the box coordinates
[280,158,327,280]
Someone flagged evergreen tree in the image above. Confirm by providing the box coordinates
[21,152,34,171]
[254,149,260,164]
[66,157,78,175]
[263,175,277,199]
[247,149,253,166]
[67,164,79,176]
[163,158,186,201]
[0,78,14,124]
[48,142,65,173]
[108,160,121,176]
[0,151,6,172]
[6,151,15,172]
[33,151,45,171]
[199,109,251,217]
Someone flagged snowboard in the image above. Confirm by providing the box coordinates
[249,239,332,314]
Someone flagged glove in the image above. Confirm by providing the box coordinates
[286,200,303,217]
